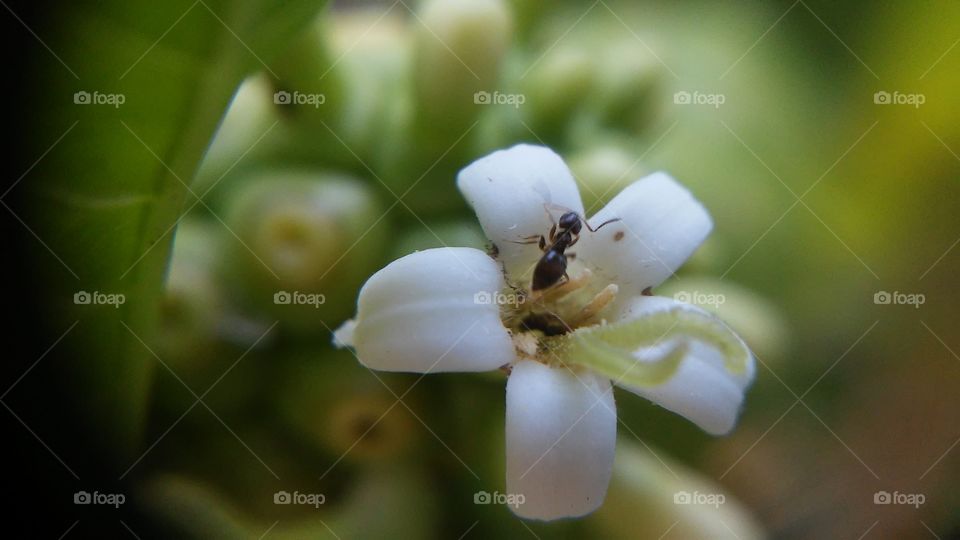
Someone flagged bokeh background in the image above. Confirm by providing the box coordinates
[6,0,959,537]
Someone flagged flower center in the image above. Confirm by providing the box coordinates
[502,269,618,362]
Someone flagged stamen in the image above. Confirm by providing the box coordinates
[513,332,540,358]
[569,284,618,327]
[534,268,592,303]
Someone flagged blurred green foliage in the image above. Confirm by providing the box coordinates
[19,0,960,537]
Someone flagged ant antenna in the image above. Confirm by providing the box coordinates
[585,217,621,232]
[542,202,621,232]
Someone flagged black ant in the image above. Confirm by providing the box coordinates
[515,207,620,292]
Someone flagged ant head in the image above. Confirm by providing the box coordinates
[558,212,581,233]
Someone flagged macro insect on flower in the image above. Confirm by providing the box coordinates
[334,144,755,521]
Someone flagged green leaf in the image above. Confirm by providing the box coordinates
[23,0,328,462]
[552,308,751,389]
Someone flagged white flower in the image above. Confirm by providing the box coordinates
[334,144,755,521]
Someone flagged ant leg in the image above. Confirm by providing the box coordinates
[543,204,555,221]
[540,206,562,245]
[510,235,546,246]
[568,233,580,248]
[585,217,622,232]
[566,252,576,261]
[539,236,546,250]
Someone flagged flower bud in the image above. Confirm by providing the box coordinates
[193,76,279,197]
[589,40,664,134]
[150,219,279,423]
[327,8,411,160]
[142,467,438,537]
[677,236,725,274]
[568,145,649,212]
[590,440,764,539]
[277,351,416,462]
[140,475,252,537]
[155,219,224,368]
[412,0,512,130]
[271,17,345,129]
[520,46,596,141]
[505,0,548,41]
[390,221,488,259]
[218,170,386,330]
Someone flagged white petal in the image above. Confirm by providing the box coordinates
[350,247,515,373]
[332,319,356,348]
[457,144,584,282]
[506,360,616,520]
[578,172,712,298]
[615,295,755,435]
